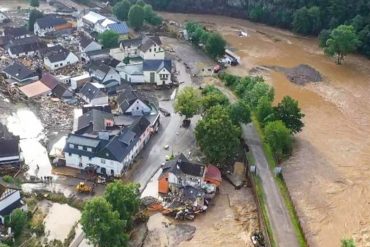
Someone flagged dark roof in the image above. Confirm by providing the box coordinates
[8,36,47,55]
[143,59,172,72]
[80,83,107,101]
[120,37,142,48]
[162,153,206,177]
[98,117,150,162]
[80,35,94,49]
[43,45,71,62]
[76,109,114,134]
[0,123,20,159]
[2,62,37,82]
[139,36,162,52]
[116,88,149,113]
[40,73,59,90]
[3,26,30,38]
[107,22,129,35]
[52,83,73,99]
[35,16,67,29]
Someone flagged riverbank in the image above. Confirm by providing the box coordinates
[160,12,370,247]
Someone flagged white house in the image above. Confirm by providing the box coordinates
[70,73,91,90]
[34,16,71,37]
[7,36,47,58]
[89,62,121,84]
[2,62,39,84]
[143,60,172,86]
[116,88,151,116]
[0,12,8,24]
[0,181,25,224]
[139,36,165,60]
[79,82,108,106]
[118,63,144,83]
[79,35,102,53]
[44,46,79,71]
[79,11,106,31]
[64,117,151,176]
[119,38,142,58]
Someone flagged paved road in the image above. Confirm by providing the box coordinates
[242,123,299,247]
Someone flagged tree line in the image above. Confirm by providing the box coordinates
[174,74,304,166]
[144,0,370,59]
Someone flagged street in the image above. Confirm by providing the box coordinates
[242,124,299,247]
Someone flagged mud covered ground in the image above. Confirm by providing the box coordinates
[161,12,370,247]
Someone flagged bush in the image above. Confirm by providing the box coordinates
[264,120,292,162]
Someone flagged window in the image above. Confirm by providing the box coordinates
[60,63,63,66]
[78,146,83,150]
[160,74,169,80]
[149,49,152,52]
[79,163,83,167]
[69,144,74,148]
[154,48,156,52]
[87,147,92,152]
[136,107,139,110]
[55,64,58,68]
[101,158,105,164]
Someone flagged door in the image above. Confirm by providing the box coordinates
[150,72,155,83]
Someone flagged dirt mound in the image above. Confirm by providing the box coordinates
[268,64,322,85]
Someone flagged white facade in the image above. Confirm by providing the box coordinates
[144,67,171,86]
[82,94,108,106]
[0,155,20,164]
[120,43,140,58]
[65,127,151,176]
[70,73,91,90]
[7,48,36,58]
[34,22,55,36]
[141,44,165,60]
[91,68,120,84]
[80,41,102,53]
[120,71,144,84]
[125,99,151,116]
[44,52,79,71]
[0,12,8,23]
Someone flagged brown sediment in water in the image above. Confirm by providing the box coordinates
[161,12,370,247]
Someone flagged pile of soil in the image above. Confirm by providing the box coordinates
[268,64,322,85]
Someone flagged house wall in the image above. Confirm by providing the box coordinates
[82,42,102,53]
[0,190,21,212]
[140,44,165,60]
[120,44,140,58]
[8,48,37,58]
[144,68,171,86]
[34,23,55,37]
[126,99,151,116]
[119,71,144,84]
[89,95,108,106]
[102,69,120,84]
[0,155,20,163]
[44,53,79,71]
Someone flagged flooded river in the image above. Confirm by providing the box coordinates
[161,13,370,247]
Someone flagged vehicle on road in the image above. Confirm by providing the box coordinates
[159,107,171,117]
[76,182,94,194]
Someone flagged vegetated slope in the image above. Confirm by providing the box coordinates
[146,0,370,58]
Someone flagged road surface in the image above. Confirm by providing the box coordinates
[243,123,299,247]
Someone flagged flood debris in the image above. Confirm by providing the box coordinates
[267,64,322,85]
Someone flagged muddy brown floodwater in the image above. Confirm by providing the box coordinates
[161,12,370,247]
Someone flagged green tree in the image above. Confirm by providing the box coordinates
[201,86,229,112]
[28,9,43,31]
[99,30,119,48]
[136,0,145,7]
[143,4,154,21]
[256,96,275,126]
[228,100,251,125]
[174,87,201,119]
[264,120,292,162]
[81,197,127,247]
[293,6,321,34]
[324,25,360,64]
[0,244,10,247]
[128,4,145,30]
[205,33,226,58]
[245,81,274,109]
[2,175,14,184]
[319,29,331,47]
[192,27,205,45]
[274,96,305,134]
[104,181,140,230]
[6,209,27,237]
[30,0,39,7]
[195,105,241,166]
[113,0,131,21]
[341,239,356,247]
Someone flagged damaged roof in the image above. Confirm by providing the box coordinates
[35,16,67,29]
[8,36,47,55]
[162,153,206,178]
[76,109,114,134]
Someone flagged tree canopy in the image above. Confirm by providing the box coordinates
[256,96,275,126]
[113,0,131,21]
[324,25,360,64]
[205,33,226,58]
[341,239,356,247]
[201,85,229,112]
[174,87,201,119]
[293,6,321,35]
[28,9,43,31]
[30,0,39,7]
[274,96,305,134]
[228,100,251,125]
[6,209,27,237]
[81,197,127,247]
[99,30,119,49]
[104,181,140,230]
[264,120,292,162]
[128,4,145,30]
[195,105,241,166]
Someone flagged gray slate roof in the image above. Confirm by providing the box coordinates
[143,59,171,72]
[120,37,142,48]
[161,153,206,177]
[2,62,36,82]
[80,83,107,101]
[35,16,67,29]
[139,36,162,52]
[8,36,47,55]
[116,87,150,113]
[80,35,94,49]
[76,109,114,134]
[44,45,71,62]
[3,26,30,38]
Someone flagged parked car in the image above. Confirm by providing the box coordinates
[159,107,171,117]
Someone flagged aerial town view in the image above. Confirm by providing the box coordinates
[0,0,369,246]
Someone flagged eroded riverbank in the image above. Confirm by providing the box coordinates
[161,12,370,247]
